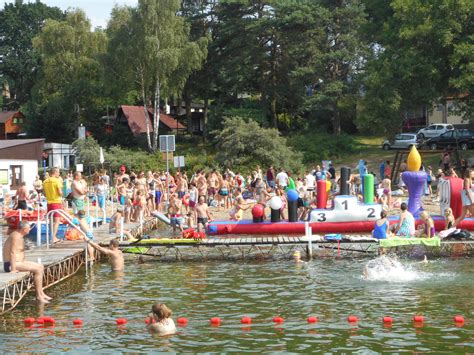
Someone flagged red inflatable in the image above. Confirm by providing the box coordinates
[208,217,474,235]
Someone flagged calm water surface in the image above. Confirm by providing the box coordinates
[0,257,473,353]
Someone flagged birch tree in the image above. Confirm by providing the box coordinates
[107,0,208,152]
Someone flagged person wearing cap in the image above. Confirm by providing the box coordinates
[293,250,305,263]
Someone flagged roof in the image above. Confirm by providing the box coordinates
[0,111,24,124]
[0,139,45,160]
[119,106,186,135]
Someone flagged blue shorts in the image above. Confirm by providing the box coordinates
[155,191,162,204]
[178,191,186,199]
[170,217,183,227]
[98,195,105,209]
[119,195,126,205]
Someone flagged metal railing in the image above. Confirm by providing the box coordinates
[45,209,87,249]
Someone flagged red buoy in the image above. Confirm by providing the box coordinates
[241,316,252,324]
[413,315,424,323]
[44,317,55,324]
[347,315,358,323]
[36,317,45,324]
[273,316,284,323]
[383,316,393,324]
[307,316,318,323]
[454,315,465,324]
[73,319,83,326]
[210,317,221,325]
[177,317,188,325]
[116,318,127,325]
[23,317,36,325]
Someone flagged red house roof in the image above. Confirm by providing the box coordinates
[0,111,24,124]
[119,105,186,136]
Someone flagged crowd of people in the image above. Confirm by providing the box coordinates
[2,148,472,307]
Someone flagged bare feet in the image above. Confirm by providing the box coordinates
[37,297,50,304]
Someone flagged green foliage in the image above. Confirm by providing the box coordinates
[0,1,64,107]
[106,0,208,151]
[213,116,303,173]
[72,137,101,167]
[26,10,107,142]
[291,132,357,166]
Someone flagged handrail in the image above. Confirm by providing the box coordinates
[45,209,88,249]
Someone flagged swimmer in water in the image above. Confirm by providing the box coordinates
[86,239,124,271]
[293,250,305,263]
[146,303,176,336]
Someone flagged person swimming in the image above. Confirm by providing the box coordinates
[146,303,176,336]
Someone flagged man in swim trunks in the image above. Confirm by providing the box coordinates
[196,195,212,233]
[2,222,52,303]
[42,167,63,244]
[168,193,184,233]
[71,171,87,214]
[15,182,28,210]
[86,239,124,271]
[116,178,128,206]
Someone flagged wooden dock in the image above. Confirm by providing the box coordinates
[0,217,158,314]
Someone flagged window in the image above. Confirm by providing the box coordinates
[395,134,403,140]
[436,125,444,130]
[13,118,18,124]
[447,125,454,130]
[442,132,453,138]
[18,118,23,124]
[427,125,435,130]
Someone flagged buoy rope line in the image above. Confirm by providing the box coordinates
[21,315,466,327]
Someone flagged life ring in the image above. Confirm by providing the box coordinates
[182,194,190,207]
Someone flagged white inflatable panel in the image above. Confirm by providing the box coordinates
[309,195,382,223]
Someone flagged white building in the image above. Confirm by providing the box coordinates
[0,139,44,192]
[43,142,75,170]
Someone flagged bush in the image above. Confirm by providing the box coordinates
[291,133,357,165]
[213,116,303,173]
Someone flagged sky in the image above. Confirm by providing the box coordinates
[0,0,138,29]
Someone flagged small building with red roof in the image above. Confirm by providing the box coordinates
[114,105,186,137]
[0,110,27,140]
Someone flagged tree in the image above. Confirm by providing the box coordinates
[106,0,208,152]
[0,0,64,107]
[213,116,303,172]
[359,0,474,131]
[26,10,107,142]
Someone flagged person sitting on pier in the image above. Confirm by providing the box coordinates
[2,221,52,303]
[372,210,391,239]
[146,303,176,336]
[392,202,415,237]
[415,211,435,238]
[86,239,124,272]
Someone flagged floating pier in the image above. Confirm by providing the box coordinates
[0,218,157,314]
[121,236,474,261]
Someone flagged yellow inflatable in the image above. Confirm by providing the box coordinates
[407,145,422,172]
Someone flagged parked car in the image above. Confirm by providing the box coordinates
[417,123,454,139]
[382,133,420,150]
[424,129,474,150]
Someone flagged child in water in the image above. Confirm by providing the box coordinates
[146,303,176,336]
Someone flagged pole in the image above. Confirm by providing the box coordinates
[166,149,170,208]
[19,208,22,222]
[140,211,144,235]
[95,193,99,228]
[36,207,41,247]
[87,196,92,230]
[120,216,124,242]
[45,212,49,248]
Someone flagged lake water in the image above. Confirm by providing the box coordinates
[0,256,473,353]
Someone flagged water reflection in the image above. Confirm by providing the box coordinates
[0,258,473,352]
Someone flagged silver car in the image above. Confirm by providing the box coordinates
[382,133,419,150]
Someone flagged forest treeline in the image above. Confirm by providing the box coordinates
[0,0,472,148]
